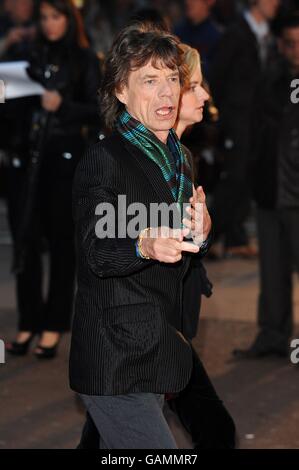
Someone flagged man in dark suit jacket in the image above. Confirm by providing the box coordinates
[234,12,299,359]
[209,0,279,256]
[69,25,212,449]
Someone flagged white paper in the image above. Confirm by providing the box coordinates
[0,61,45,100]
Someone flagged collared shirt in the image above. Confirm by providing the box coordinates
[244,10,270,65]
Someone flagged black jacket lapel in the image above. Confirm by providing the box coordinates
[121,135,177,207]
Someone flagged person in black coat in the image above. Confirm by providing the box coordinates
[70,25,214,449]
[174,43,212,340]
[5,0,101,359]
[75,23,235,451]
[233,12,299,359]
[209,0,280,256]
[173,0,222,81]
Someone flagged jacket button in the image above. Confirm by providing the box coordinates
[62,152,72,160]
[12,158,21,168]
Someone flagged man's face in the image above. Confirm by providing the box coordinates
[116,60,181,143]
[186,0,215,24]
[256,0,280,21]
[279,27,299,72]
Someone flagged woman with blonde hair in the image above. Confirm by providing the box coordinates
[168,43,235,450]
[176,44,210,141]
[174,43,212,341]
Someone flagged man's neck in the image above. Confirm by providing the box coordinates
[249,6,267,24]
[154,130,170,144]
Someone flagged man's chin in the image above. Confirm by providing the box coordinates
[153,117,177,130]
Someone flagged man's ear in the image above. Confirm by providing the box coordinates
[115,84,128,106]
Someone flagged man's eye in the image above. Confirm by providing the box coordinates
[146,80,155,85]
[170,77,179,82]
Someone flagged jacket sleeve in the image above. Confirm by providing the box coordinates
[73,143,155,278]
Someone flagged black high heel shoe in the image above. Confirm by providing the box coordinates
[34,336,61,360]
[6,333,35,356]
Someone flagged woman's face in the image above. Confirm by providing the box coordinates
[40,2,68,42]
[179,64,209,127]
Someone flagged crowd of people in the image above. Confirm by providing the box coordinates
[0,0,299,449]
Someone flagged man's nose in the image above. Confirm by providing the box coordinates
[158,79,174,97]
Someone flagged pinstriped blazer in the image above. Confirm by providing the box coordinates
[69,130,194,396]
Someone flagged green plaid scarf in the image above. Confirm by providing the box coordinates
[116,110,193,214]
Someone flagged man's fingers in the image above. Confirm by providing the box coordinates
[196,186,206,203]
[182,218,195,232]
[186,206,204,226]
[180,241,200,253]
[190,186,206,205]
[182,217,192,228]
[155,238,184,253]
[162,254,182,263]
[192,184,197,199]
[168,227,189,240]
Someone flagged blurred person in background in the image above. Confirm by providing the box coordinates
[107,0,137,34]
[5,0,101,359]
[171,43,235,449]
[174,43,212,341]
[174,0,222,80]
[0,0,36,61]
[175,44,210,141]
[149,0,184,30]
[209,0,280,258]
[130,7,171,32]
[233,12,299,358]
[0,0,13,38]
[173,0,223,214]
[212,0,238,28]
[81,0,114,58]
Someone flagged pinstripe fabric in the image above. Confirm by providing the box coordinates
[69,131,194,396]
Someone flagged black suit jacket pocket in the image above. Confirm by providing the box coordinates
[101,303,161,353]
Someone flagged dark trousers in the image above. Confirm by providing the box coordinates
[79,393,177,449]
[256,207,299,346]
[77,347,236,449]
[182,258,212,340]
[6,165,76,333]
[212,177,250,247]
[211,125,251,248]
[182,260,202,340]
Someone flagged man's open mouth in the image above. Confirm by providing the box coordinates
[155,106,175,117]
